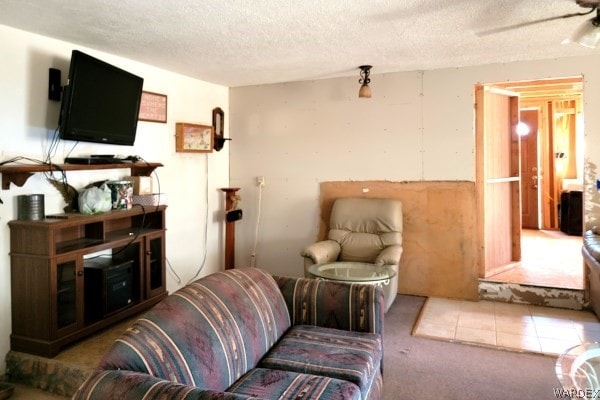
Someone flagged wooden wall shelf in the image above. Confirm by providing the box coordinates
[0,162,163,190]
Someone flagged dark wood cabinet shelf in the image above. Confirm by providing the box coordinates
[105,227,161,241]
[9,205,167,357]
[55,238,105,254]
[0,162,162,189]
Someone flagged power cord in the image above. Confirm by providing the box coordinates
[250,178,265,268]
[0,156,49,204]
[166,258,181,285]
[43,126,78,209]
[136,155,163,214]
[129,159,180,286]
[186,154,209,284]
[141,157,180,284]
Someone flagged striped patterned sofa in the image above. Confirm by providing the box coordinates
[72,267,385,400]
[583,230,600,316]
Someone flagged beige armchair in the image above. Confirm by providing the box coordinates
[301,197,403,311]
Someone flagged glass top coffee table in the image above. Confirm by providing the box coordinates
[308,262,396,285]
[556,342,600,391]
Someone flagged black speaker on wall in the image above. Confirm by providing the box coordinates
[48,68,62,101]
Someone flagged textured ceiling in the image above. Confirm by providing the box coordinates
[0,0,598,87]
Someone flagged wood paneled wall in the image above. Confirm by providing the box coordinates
[319,181,479,300]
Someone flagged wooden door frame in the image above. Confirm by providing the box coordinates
[488,77,584,231]
[475,85,522,278]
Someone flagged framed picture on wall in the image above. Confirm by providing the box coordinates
[175,123,214,153]
[138,91,168,123]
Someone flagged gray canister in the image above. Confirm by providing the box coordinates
[17,194,45,220]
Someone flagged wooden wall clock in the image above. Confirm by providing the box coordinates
[175,123,214,153]
[212,107,230,151]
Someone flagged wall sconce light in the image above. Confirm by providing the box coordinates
[516,121,530,136]
[358,65,372,98]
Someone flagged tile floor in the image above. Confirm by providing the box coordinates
[414,297,600,356]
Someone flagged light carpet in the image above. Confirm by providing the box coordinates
[385,295,560,400]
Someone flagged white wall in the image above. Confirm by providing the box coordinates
[230,55,600,279]
[0,25,229,373]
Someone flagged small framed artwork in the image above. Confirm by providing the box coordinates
[139,91,168,123]
[175,123,214,153]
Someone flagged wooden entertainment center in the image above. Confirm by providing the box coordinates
[10,205,167,357]
[3,162,167,357]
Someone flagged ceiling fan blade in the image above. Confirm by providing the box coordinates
[477,8,596,36]
[576,1,600,8]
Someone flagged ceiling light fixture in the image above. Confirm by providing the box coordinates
[572,8,600,48]
[358,65,372,98]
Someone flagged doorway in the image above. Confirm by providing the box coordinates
[475,77,584,290]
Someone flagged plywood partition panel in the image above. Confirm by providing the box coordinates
[484,182,513,270]
[319,181,479,300]
[475,86,521,279]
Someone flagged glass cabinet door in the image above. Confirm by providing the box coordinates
[146,233,166,298]
[56,259,78,331]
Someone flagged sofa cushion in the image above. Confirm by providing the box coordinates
[228,368,361,400]
[74,370,256,400]
[584,230,600,261]
[259,325,382,397]
[98,268,291,391]
[275,276,384,335]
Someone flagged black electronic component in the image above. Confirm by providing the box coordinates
[226,209,243,222]
[58,50,143,146]
[48,68,61,101]
[64,157,126,165]
[84,258,134,322]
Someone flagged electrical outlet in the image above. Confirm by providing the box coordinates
[256,176,265,187]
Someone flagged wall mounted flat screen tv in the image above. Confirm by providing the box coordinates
[59,50,144,146]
